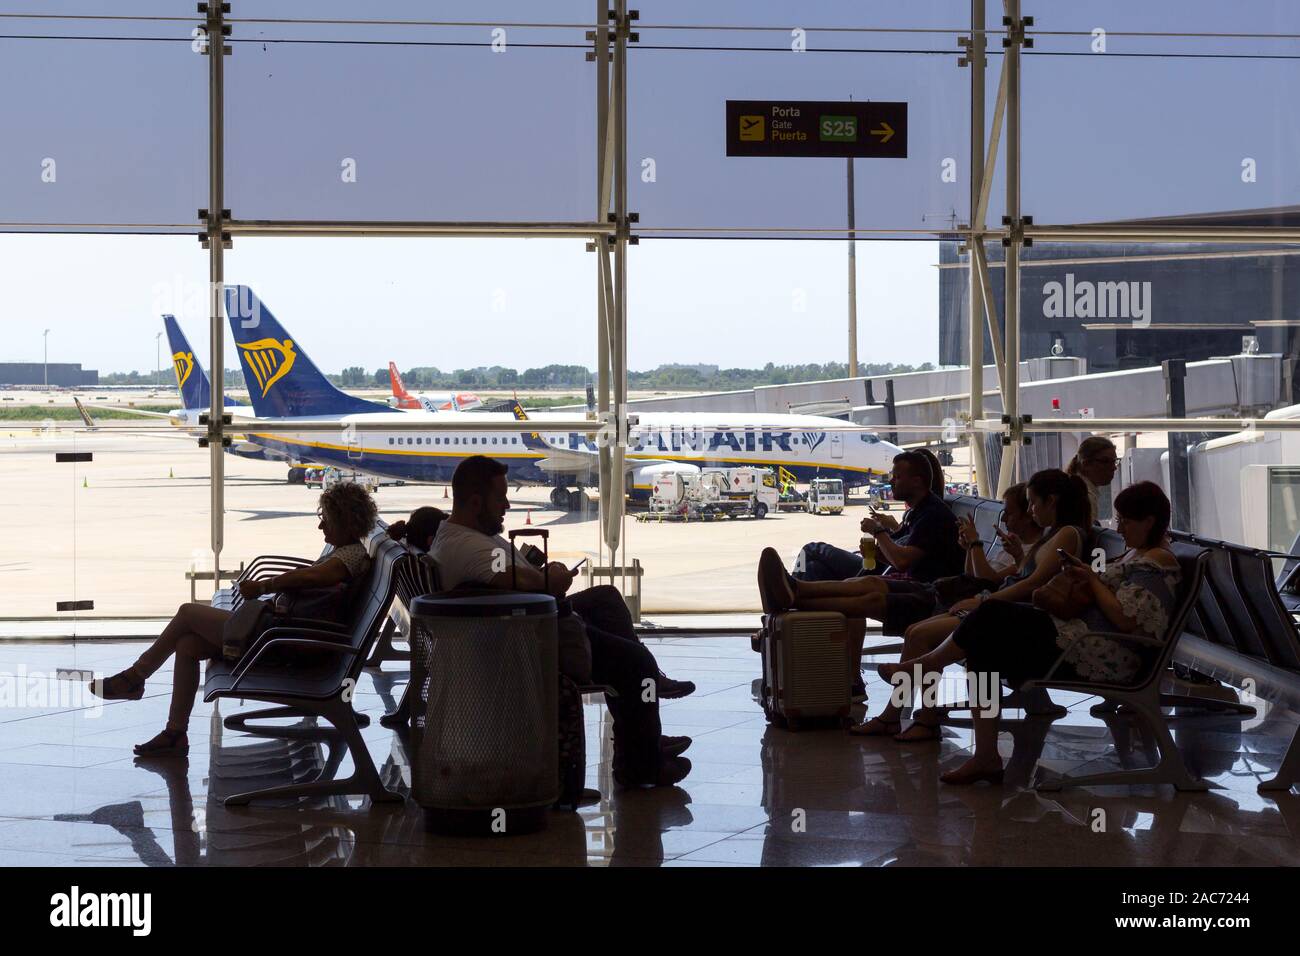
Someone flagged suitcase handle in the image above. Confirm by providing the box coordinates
[508,528,548,591]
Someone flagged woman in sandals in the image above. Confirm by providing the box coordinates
[878,481,1180,784]
[89,482,378,758]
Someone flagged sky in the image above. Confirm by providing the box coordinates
[0,234,939,375]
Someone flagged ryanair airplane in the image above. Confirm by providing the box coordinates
[223,286,903,502]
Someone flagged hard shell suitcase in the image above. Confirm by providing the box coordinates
[759,611,854,730]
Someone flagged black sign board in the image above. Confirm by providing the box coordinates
[726,100,907,159]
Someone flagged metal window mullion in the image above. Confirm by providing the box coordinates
[224,220,614,238]
[603,0,628,558]
[968,0,991,497]
[996,0,1021,498]
[206,1,227,595]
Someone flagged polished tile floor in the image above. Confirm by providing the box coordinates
[0,636,1298,866]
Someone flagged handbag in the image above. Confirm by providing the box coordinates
[1032,569,1095,619]
[273,583,354,624]
[222,598,274,662]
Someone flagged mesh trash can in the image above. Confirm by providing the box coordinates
[409,590,558,835]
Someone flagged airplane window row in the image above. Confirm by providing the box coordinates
[386,436,520,446]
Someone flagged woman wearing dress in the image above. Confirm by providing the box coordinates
[90,482,378,757]
[878,480,1181,784]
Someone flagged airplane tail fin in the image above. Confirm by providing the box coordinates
[72,396,96,429]
[388,361,413,401]
[163,314,214,410]
[510,399,549,451]
[224,286,389,419]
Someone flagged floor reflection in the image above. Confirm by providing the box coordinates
[2,637,1299,866]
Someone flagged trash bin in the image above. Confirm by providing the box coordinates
[409,590,558,836]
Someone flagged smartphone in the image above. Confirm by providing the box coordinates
[1056,548,1082,565]
[568,557,589,574]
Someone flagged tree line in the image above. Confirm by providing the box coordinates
[105,361,935,392]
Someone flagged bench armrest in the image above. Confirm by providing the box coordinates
[1042,629,1164,682]
[235,555,315,584]
[231,626,360,687]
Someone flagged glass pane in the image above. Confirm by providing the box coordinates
[0,13,205,231]
[631,41,969,236]
[0,235,210,622]
[980,237,1300,543]
[1018,0,1300,227]
[219,237,601,590]
[225,23,594,221]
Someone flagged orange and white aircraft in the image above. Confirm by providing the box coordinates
[387,362,482,412]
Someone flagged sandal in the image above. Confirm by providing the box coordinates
[894,719,943,743]
[133,728,189,758]
[89,668,145,701]
[848,716,902,737]
[940,760,1004,786]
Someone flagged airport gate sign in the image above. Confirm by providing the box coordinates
[725,100,908,158]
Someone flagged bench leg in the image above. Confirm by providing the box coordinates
[1037,698,1207,792]
[1159,692,1256,718]
[364,617,411,668]
[1005,686,1068,718]
[1259,726,1300,793]
[379,680,412,729]
[225,703,370,734]
[224,699,402,807]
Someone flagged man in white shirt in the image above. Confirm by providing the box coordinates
[429,455,692,788]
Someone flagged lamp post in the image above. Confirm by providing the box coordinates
[43,329,50,388]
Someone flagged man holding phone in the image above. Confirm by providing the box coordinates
[427,455,694,788]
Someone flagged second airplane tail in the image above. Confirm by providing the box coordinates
[163,314,238,411]
[225,286,390,419]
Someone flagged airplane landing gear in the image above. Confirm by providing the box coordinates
[550,486,586,511]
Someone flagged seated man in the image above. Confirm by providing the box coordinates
[396,496,693,700]
[430,455,691,788]
[791,450,964,585]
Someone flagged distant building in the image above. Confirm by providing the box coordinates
[0,362,98,387]
[939,206,1300,404]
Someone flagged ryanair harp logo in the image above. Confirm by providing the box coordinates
[239,338,297,397]
[172,351,194,389]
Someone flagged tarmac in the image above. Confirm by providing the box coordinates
[0,419,911,624]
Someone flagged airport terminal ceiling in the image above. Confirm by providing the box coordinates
[4,0,1300,620]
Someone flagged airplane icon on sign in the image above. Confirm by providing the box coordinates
[739,115,764,141]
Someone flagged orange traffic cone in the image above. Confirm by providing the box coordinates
[525,509,532,525]
[443,485,449,499]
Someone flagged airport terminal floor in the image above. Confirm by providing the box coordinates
[4,635,1299,867]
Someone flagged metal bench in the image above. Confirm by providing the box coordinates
[1025,543,1211,792]
[202,536,410,806]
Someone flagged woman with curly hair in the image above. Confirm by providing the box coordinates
[90,482,379,757]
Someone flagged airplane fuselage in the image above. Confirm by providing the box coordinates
[238,409,900,489]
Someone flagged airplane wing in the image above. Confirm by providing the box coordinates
[511,398,681,478]
[529,443,679,479]
[97,404,177,419]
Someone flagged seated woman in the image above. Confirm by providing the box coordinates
[879,480,1180,784]
[89,482,379,758]
[758,469,1087,740]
